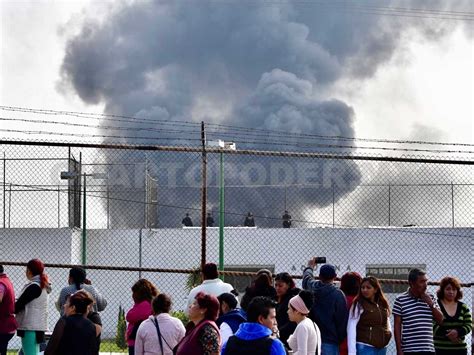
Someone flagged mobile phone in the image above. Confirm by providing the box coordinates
[314,257,326,263]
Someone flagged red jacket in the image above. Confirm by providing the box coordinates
[0,273,17,334]
[126,300,153,346]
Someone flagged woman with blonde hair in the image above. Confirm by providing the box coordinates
[347,276,391,355]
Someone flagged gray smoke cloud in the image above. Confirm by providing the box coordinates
[59,0,471,227]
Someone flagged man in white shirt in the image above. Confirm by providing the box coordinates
[186,263,236,311]
[216,293,246,344]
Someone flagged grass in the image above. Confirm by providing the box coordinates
[7,340,127,354]
[99,339,128,353]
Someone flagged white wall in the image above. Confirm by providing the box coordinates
[2,226,472,352]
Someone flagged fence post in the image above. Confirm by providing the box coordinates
[107,182,110,229]
[200,122,207,271]
[451,182,455,228]
[8,183,12,228]
[58,186,60,228]
[3,152,5,228]
[388,184,391,226]
[138,229,143,279]
[332,184,335,228]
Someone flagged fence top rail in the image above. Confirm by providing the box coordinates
[1,139,473,165]
[1,261,471,287]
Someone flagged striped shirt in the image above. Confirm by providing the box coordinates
[393,291,438,353]
[433,300,472,351]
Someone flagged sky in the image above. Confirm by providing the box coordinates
[0,0,473,228]
[0,0,472,147]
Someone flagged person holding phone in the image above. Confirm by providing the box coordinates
[393,268,444,355]
[303,258,348,355]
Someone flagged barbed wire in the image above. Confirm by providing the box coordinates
[2,105,472,148]
[252,0,474,21]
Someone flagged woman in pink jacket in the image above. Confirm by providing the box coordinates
[126,279,159,355]
[135,293,186,355]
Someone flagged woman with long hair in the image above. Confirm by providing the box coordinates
[347,277,391,355]
[240,271,277,312]
[339,272,362,355]
[287,290,321,355]
[134,293,186,355]
[45,290,97,355]
[434,276,472,355]
[57,266,107,315]
[126,279,159,355]
[274,272,300,346]
[15,259,51,355]
[175,292,221,355]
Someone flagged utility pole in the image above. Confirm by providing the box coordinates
[200,122,207,271]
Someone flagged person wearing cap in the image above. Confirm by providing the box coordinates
[0,264,17,355]
[186,263,236,311]
[287,290,322,355]
[15,259,52,355]
[303,260,348,355]
[57,266,107,316]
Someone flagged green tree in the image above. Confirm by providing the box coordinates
[171,310,189,326]
[115,305,127,349]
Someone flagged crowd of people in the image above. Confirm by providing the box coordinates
[0,260,472,355]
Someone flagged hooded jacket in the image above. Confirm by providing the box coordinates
[221,323,286,355]
[216,309,246,334]
[302,267,348,345]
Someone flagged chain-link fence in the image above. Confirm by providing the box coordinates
[1,141,472,353]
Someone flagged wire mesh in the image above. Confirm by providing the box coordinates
[1,141,472,353]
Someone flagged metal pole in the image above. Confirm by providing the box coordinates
[451,182,455,227]
[200,122,207,271]
[284,185,287,211]
[3,152,5,228]
[107,182,110,229]
[8,183,12,228]
[144,156,148,228]
[82,173,87,265]
[219,151,225,279]
[388,184,391,226]
[138,229,143,279]
[332,184,335,228]
[58,186,60,228]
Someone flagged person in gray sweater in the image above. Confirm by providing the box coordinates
[302,260,348,355]
[57,267,107,316]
